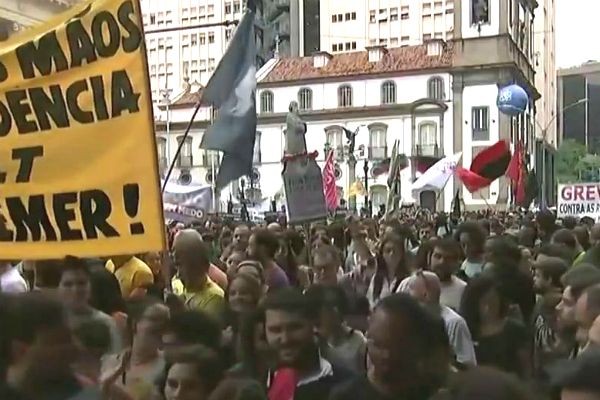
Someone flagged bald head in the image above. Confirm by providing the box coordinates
[406,271,441,305]
[173,229,210,279]
[267,222,282,233]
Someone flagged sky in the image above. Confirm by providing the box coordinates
[556,0,600,68]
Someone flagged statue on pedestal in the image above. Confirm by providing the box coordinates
[284,101,308,157]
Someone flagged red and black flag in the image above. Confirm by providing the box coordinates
[506,140,526,205]
[411,155,442,174]
[456,140,512,193]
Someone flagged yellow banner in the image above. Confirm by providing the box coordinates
[0,0,165,259]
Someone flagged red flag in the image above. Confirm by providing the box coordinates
[323,150,338,211]
[456,140,511,193]
[506,141,526,204]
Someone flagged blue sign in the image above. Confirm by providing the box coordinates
[497,84,529,116]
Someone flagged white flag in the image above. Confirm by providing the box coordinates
[412,152,462,192]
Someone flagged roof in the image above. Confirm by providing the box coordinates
[260,42,454,84]
[171,89,203,106]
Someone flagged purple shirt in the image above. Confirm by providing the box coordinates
[266,262,290,291]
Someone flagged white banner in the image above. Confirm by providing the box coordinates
[557,183,600,220]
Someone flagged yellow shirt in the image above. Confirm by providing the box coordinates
[106,257,154,298]
[181,276,225,317]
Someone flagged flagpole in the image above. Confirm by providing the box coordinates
[210,106,217,213]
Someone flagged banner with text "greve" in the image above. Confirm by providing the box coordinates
[0,0,165,259]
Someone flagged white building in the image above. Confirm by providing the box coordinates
[0,0,75,39]
[320,0,456,54]
[534,0,556,145]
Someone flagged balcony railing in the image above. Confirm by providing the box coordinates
[368,146,387,160]
[413,144,441,157]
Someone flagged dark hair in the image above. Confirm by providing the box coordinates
[537,209,557,231]
[535,257,568,288]
[433,238,462,260]
[161,345,224,396]
[88,265,126,314]
[440,366,537,400]
[415,239,438,270]
[227,273,262,307]
[312,244,341,266]
[551,350,600,393]
[562,216,578,230]
[573,226,590,251]
[552,229,579,250]
[455,222,486,254]
[59,256,91,280]
[304,284,350,316]
[376,293,449,356]
[251,229,280,259]
[374,232,410,301]
[33,259,64,288]
[537,243,574,265]
[5,292,66,344]
[460,275,510,339]
[261,287,316,321]
[518,227,537,249]
[165,310,222,351]
[485,236,522,266]
[562,264,600,299]
[72,319,112,355]
[582,284,600,318]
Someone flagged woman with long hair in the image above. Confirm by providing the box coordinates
[460,275,531,378]
[366,232,411,308]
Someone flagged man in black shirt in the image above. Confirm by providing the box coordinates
[330,293,450,400]
[262,288,352,400]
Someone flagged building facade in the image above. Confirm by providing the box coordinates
[0,0,74,40]
[534,0,556,146]
[558,62,600,153]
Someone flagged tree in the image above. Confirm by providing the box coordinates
[576,153,600,181]
[556,139,587,183]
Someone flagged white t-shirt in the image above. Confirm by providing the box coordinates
[1,266,28,293]
[440,276,467,311]
[441,305,477,366]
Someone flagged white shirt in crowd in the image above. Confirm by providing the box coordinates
[440,276,467,311]
[366,275,400,309]
[1,264,28,293]
[440,305,478,366]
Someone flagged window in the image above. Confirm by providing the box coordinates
[369,10,376,23]
[401,6,409,19]
[401,35,410,45]
[471,0,490,25]
[332,14,338,22]
[472,106,490,141]
[418,122,438,156]
[150,13,156,24]
[390,7,399,21]
[390,38,398,46]
[427,77,444,100]
[253,131,262,164]
[177,136,193,167]
[157,137,167,172]
[345,42,351,50]
[233,1,241,13]
[351,42,356,50]
[208,32,215,43]
[423,33,432,40]
[191,34,197,46]
[182,61,189,76]
[203,150,220,167]
[338,85,352,107]
[369,125,387,159]
[225,28,233,41]
[225,3,232,14]
[381,81,396,104]
[345,13,351,20]
[332,44,338,52]
[298,88,312,111]
[260,90,274,113]
[325,128,344,160]
[200,33,206,45]
[208,58,215,71]
[351,12,357,20]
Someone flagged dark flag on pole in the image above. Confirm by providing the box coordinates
[200,8,257,190]
[456,140,511,193]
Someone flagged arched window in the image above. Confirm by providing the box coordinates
[260,90,274,113]
[417,122,438,156]
[370,186,388,212]
[381,81,396,104]
[338,85,353,107]
[369,124,388,159]
[325,127,344,160]
[176,136,193,167]
[427,77,445,100]
[298,88,313,110]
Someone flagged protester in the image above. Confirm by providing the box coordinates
[455,222,486,280]
[430,239,467,311]
[0,261,28,293]
[105,255,154,299]
[248,229,290,291]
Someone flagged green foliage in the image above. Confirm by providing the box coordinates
[556,139,588,183]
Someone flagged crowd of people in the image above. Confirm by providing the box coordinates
[1,209,600,400]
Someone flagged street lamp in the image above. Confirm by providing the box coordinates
[363,159,370,216]
[537,97,587,206]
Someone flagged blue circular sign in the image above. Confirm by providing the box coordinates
[497,84,529,116]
